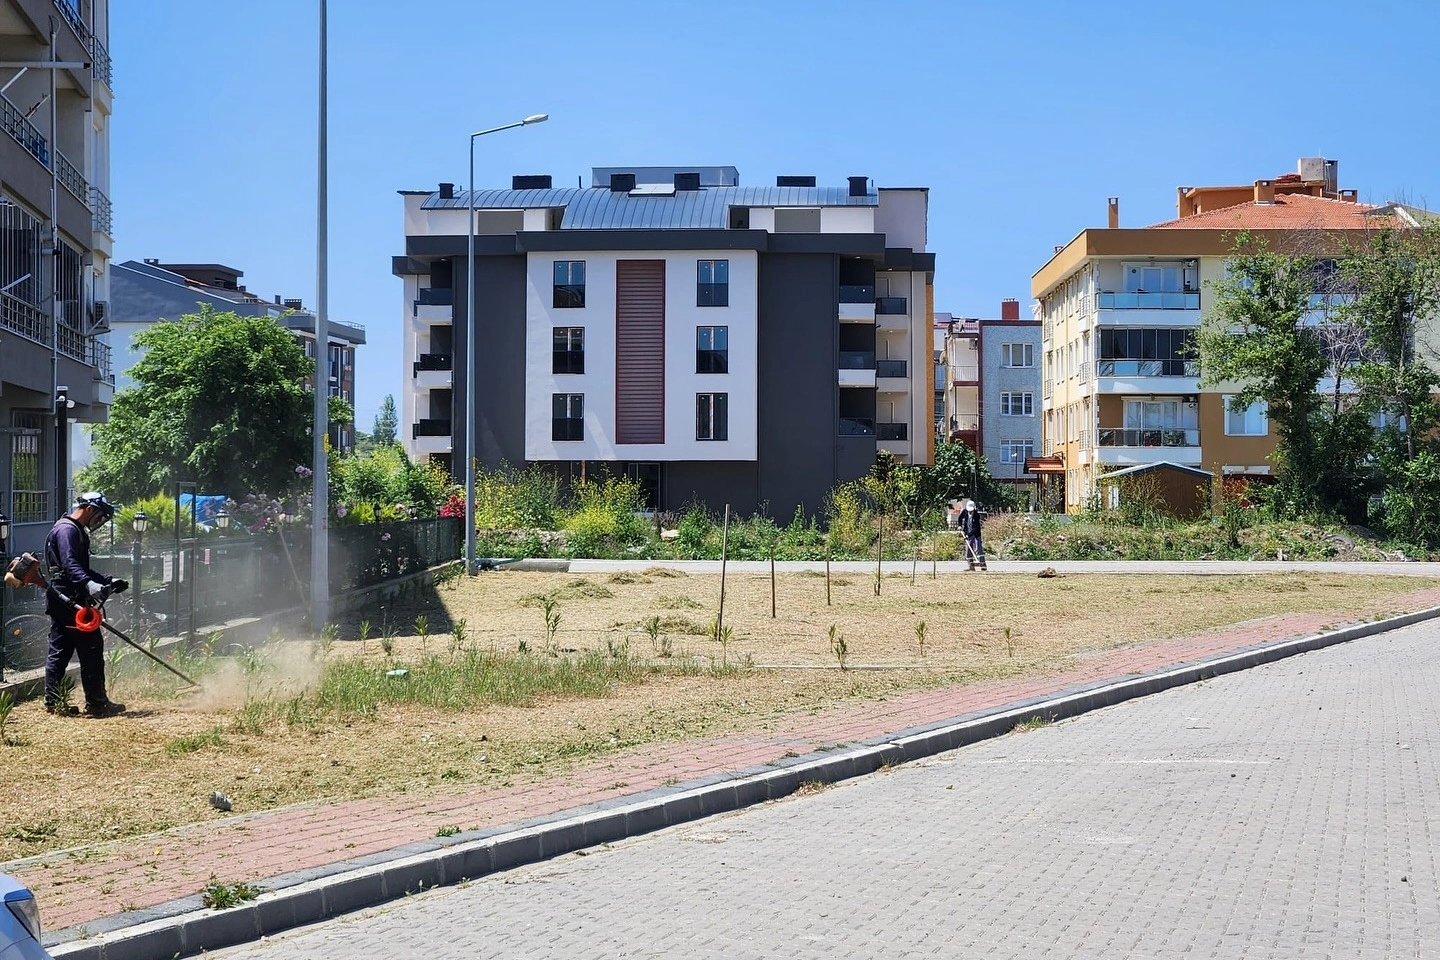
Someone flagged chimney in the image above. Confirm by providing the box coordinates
[283,298,303,310]
[1000,298,1020,321]
[438,182,455,200]
[1107,197,1119,229]
[609,172,636,192]
[1324,159,1339,198]
[512,174,553,190]
[1254,179,1276,204]
[1339,188,1359,203]
[274,295,281,305]
[673,172,700,191]
[143,258,158,265]
[777,175,816,187]
[848,176,869,197]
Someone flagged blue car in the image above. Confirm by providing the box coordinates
[0,874,50,960]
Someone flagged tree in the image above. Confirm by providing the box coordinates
[1194,234,1341,517]
[83,305,316,501]
[372,394,398,445]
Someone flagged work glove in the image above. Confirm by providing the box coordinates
[109,578,129,595]
[87,580,106,598]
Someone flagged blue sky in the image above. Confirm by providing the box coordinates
[111,0,1440,430]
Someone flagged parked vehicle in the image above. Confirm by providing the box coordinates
[0,874,51,960]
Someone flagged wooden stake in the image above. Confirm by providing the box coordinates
[717,504,730,640]
[874,514,884,596]
[825,542,831,606]
[769,539,776,618]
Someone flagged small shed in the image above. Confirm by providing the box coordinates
[1097,462,1213,520]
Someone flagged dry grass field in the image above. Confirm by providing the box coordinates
[1,568,1432,862]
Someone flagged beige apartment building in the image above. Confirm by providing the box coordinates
[1031,158,1409,512]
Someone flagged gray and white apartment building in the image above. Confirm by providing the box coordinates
[941,300,1042,505]
[394,166,936,519]
[0,0,114,551]
[108,259,367,451]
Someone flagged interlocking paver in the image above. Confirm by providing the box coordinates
[207,618,1440,956]
[12,581,1440,942]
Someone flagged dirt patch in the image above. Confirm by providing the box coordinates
[0,570,1432,862]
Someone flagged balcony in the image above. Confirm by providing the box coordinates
[412,418,453,438]
[838,350,876,388]
[1097,427,1199,448]
[838,285,875,324]
[950,364,978,385]
[418,287,454,306]
[877,422,908,441]
[413,352,453,374]
[838,417,875,437]
[1094,426,1201,466]
[2,95,50,166]
[1097,292,1200,310]
[875,359,907,378]
[91,34,112,89]
[1093,291,1201,328]
[876,297,908,315]
[1096,359,1198,378]
[91,186,112,236]
[55,0,89,42]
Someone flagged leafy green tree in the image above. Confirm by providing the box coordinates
[1195,234,1339,517]
[921,441,1020,512]
[83,305,317,501]
[372,394,399,446]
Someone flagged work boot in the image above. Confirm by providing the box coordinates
[85,700,126,718]
[45,702,79,717]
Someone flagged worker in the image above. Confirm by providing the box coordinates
[44,492,128,717]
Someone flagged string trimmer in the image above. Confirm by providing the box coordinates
[5,551,199,687]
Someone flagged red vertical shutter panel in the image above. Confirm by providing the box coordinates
[615,260,666,444]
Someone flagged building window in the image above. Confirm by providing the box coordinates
[1001,439,1034,464]
[553,326,584,374]
[697,260,729,307]
[553,261,585,308]
[1001,343,1034,367]
[696,393,728,441]
[552,393,583,441]
[696,325,728,374]
[1000,392,1034,416]
[1224,396,1268,436]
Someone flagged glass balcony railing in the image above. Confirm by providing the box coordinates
[877,422,908,441]
[839,284,875,304]
[838,417,876,437]
[413,353,453,374]
[1095,359,1199,377]
[412,419,453,438]
[417,287,453,306]
[875,359,908,378]
[1097,291,1200,310]
[1096,427,1200,448]
[875,297,908,315]
[839,351,875,370]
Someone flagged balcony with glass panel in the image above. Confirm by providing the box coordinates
[838,350,876,388]
[838,284,876,323]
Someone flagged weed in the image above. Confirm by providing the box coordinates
[540,597,561,651]
[52,676,76,715]
[5,822,56,844]
[1013,715,1053,733]
[415,615,430,657]
[606,634,629,659]
[915,620,927,658]
[450,618,468,656]
[320,622,339,645]
[379,630,395,657]
[659,636,673,658]
[358,619,371,652]
[1003,626,1016,658]
[656,594,702,610]
[642,615,662,654]
[717,625,733,666]
[608,572,639,585]
[166,726,226,756]
[200,878,262,910]
[518,639,530,654]
[0,692,12,743]
[829,625,849,671]
[435,825,461,838]
[796,780,831,796]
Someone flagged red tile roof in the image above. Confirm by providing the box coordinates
[1149,193,1392,231]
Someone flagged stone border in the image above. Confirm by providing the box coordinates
[46,603,1440,960]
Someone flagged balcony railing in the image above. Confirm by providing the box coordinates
[55,150,88,204]
[91,337,113,383]
[413,419,453,438]
[2,95,49,165]
[91,186,112,235]
[875,359,908,378]
[1095,359,1199,377]
[413,353,453,375]
[57,322,86,362]
[1097,291,1200,310]
[876,297,908,315]
[417,287,453,306]
[839,284,876,304]
[91,35,112,88]
[839,351,875,370]
[838,417,875,437]
[55,0,89,42]
[877,422,908,441]
[0,294,48,343]
[1096,427,1200,448]
[951,365,978,383]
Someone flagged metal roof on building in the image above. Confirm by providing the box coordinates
[421,186,876,230]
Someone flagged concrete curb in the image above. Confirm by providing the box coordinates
[47,603,1440,960]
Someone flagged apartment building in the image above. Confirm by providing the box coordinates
[0,0,114,550]
[108,260,367,452]
[1032,157,1394,512]
[394,166,935,518]
[939,299,1043,504]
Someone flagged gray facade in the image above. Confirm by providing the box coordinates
[980,320,1043,496]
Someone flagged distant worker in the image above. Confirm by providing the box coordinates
[44,492,128,717]
[959,499,987,572]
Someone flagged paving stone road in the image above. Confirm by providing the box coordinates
[213,619,1440,959]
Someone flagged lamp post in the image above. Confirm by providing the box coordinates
[0,510,9,682]
[131,509,146,632]
[215,509,230,533]
[465,112,548,576]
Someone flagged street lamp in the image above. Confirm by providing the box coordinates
[131,509,146,632]
[466,112,548,576]
[215,510,231,532]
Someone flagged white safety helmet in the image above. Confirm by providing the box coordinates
[964,500,976,511]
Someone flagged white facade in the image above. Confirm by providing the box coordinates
[523,251,759,462]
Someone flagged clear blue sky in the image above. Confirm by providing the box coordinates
[111,0,1440,430]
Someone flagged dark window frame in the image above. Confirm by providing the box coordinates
[551,393,584,441]
[552,326,585,374]
[696,325,729,374]
[697,259,729,307]
[553,260,586,309]
[696,392,728,441]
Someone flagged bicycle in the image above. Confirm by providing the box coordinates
[1,613,51,677]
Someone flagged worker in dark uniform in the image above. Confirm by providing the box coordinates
[44,492,127,717]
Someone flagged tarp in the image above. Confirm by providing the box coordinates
[177,494,227,525]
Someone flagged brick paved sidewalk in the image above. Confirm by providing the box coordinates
[13,585,1440,937]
